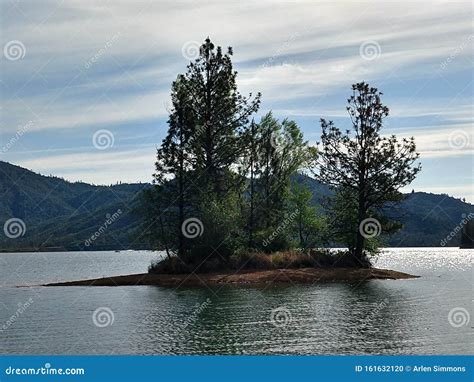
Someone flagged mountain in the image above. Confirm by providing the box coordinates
[0,161,472,251]
[296,173,474,247]
[0,161,150,251]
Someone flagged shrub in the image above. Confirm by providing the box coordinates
[149,249,373,274]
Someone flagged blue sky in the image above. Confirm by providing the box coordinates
[1,0,472,201]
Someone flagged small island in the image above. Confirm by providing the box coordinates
[44,39,422,287]
[43,267,418,287]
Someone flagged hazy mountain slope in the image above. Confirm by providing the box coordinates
[0,161,149,251]
[0,161,472,251]
[299,175,473,247]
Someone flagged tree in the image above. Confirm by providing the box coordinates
[289,181,327,249]
[314,82,420,264]
[256,113,308,229]
[151,75,195,257]
[148,38,262,263]
[248,112,313,251]
[182,38,261,195]
[242,119,261,248]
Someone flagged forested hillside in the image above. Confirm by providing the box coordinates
[0,161,472,251]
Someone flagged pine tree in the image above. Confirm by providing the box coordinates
[153,75,195,257]
[149,38,262,263]
[182,38,261,195]
[314,82,421,264]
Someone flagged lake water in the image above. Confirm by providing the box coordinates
[0,248,472,355]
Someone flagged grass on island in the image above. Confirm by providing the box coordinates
[148,249,373,275]
[42,249,421,287]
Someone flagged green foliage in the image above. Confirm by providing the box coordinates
[314,82,421,261]
[144,39,326,265]
[182,38,261,194]
[289,181,328,249]
[185,189,243,262]
[241,112,316,252]
[254,112,308,229]
[0,161,471,252]
[145,38,261,261]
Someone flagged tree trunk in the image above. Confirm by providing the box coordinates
[355,155,366,265]
[299,220,304,248]
[248,122,256,248]
[178,129,185,257]
[354,192,366,266]
[354,227,365,263]
[249,159,255,248]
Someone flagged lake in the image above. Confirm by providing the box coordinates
[0,248,472,355]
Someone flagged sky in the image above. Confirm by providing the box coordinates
[0,0,472,201]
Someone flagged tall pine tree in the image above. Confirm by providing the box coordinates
[315,82,420,264]
[182,38,261,195]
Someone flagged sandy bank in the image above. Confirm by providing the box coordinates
[42,267,418,287]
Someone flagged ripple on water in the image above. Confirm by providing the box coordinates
[0,248,472,354]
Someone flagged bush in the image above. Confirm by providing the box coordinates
[149,249,373,274]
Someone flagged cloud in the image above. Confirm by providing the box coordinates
[2,0,471,131]
[16,149,156,185]
[0,0,472,199]
[396,125,473,159]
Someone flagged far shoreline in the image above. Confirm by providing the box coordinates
[41,267,419,288]
[1,245,467,254]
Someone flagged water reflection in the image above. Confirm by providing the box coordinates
[1,249,472,354]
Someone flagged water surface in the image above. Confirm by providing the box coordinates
[0,248,472,354]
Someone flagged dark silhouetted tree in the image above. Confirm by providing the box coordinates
[314,82,420,264]
[183,38,261,195]
[149,75,195,257]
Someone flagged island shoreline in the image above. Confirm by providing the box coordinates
[40,267,419,288]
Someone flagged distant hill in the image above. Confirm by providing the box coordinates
[0,161,150,251]
[296,173,474,247]
[0,161,472,251]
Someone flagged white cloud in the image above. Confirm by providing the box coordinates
[16,149,156,185]
[1,0,472,199]
[2,0,472,131]
[393,125,473,159]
